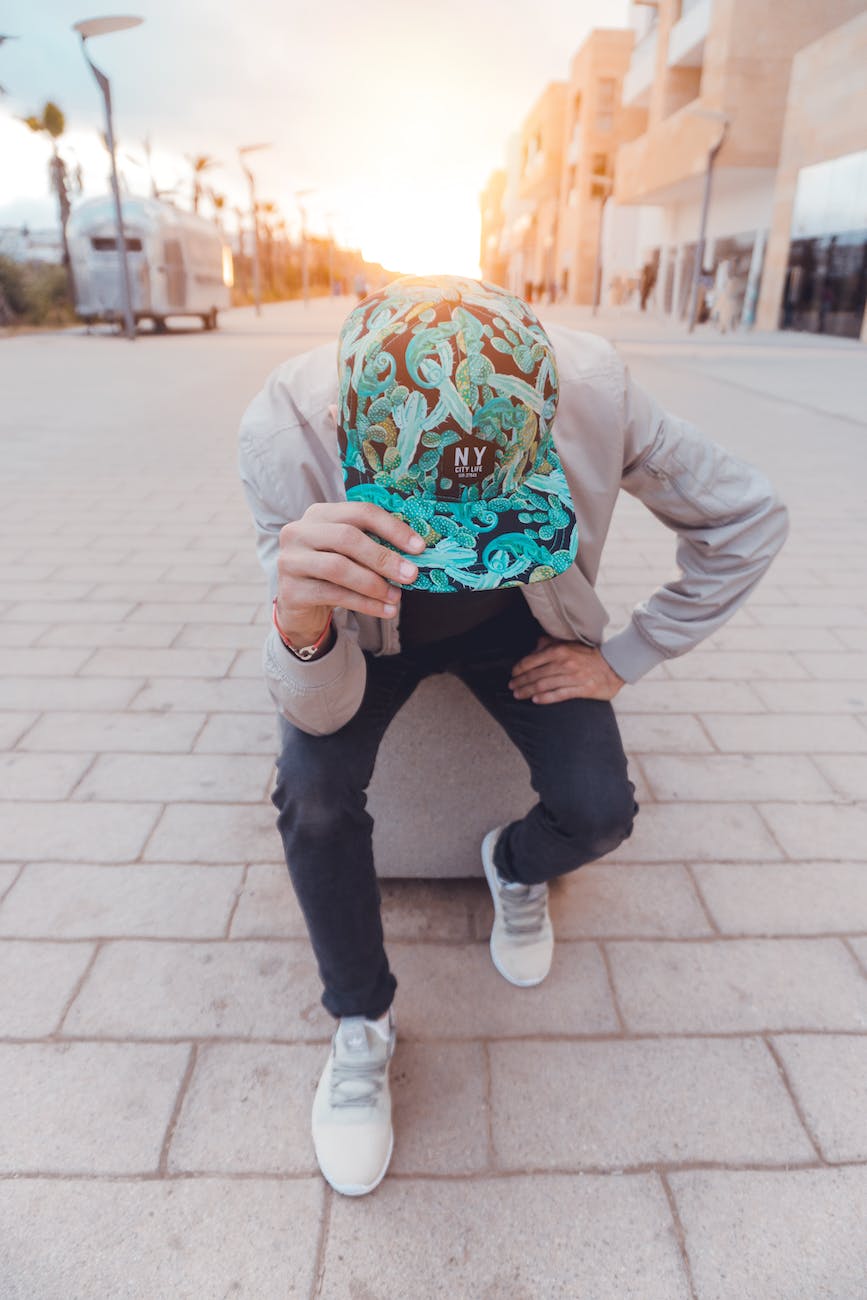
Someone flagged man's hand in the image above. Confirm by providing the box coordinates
[509,636,625,704]
[276,502,425,647]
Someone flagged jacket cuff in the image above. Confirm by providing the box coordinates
[600,620,669,684]
[264,624,351,691]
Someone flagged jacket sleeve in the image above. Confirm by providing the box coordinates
[599,358,789,684]
[238,417,368,738]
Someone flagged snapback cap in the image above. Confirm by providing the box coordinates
[336,274,578,593]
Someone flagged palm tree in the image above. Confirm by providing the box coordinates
[186,154,219,214]
[21,100,76,301]
[207,188,227,234]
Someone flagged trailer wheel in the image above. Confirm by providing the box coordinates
[203,309,218,331]
[153,317,168,334]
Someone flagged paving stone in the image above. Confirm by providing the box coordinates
[228,863,307,938]
[64,940,330,1039]
[0,864,242,938]
[74,753,271,803]
[0,801,160,862]
[0,679,143,712]
[835,628,867,650]
[19,710,206,753]
[389,1039,490,1174]
[231,864,475,942]
[321,1173,689,1299]
[847,936,867,974]
[616,713,715,753]
[130,678,272,713]
[44,622,177,648]
[772,1035,867,1162]
[641,754,834,803]
[394,941,618,1038]
[753,681,867,713]
[0,623,44,647]
[663,652,808,680]
[490,1037,812,1169]
[692,863,867,934]
[144,803,278,862]
[0,940,94,1036]
[228,648,263,677]
[615,681,765,714]
[2,600,134,623]
[698,626,843,652]
[759,803,867,860]
[607,939,867,1032]
[603,803,782,863]
[0,584,94,604]
[80,648,235,678]
[812,754,867,800]
[51,563,168,583]
[193,712,279,755]
[91,581,213,603]
[797,652,867,679]
[753,604,867,627]
[0,712,37,749]
[670,1169,867,1300]
[128,601,259,624]
[534,863,712,938]
[0,1177,323,1300]
[0,1042,188,1172]
[0,864,21,898]
[168,1042,319,1174]
[0,648,92,676]
[175,623,267,649]
[0,753,92,800]
[700,712,867,753]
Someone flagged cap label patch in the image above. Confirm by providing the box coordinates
[438,432,496,500]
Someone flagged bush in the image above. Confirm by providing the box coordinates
[0,256,76,327]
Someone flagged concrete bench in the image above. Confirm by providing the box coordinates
[367,673,535,878]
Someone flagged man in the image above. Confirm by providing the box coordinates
[238,275,787,1198]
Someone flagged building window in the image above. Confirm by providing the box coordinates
[596,78,616,132]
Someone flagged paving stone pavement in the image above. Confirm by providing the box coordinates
[1,299,866,1299]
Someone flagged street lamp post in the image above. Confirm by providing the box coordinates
[238,143,271,315]
[686,113,730,333]
[72,15,143,341]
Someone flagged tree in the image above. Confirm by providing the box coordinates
[21,101,76,303]
[186,154,219,214]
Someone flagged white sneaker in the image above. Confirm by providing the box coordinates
[311,1006,396,1196]
[481,826,553,986]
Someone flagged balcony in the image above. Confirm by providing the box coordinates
[668,0,711,69]
[622,26,657,108]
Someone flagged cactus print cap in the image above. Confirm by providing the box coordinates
[336,275,578,593]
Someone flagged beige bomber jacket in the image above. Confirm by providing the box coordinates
[238,325,789,736]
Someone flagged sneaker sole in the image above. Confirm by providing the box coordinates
[481,829,551,988]
[316,1127,394,1198]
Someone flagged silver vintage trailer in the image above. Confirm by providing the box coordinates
[67,195,233,332]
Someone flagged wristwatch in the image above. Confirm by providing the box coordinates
[272,600,334,661]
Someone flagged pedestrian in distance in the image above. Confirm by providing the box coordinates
[238,274,788,1197]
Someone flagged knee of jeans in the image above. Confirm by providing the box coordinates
[272,741,365,835]
[550,774,638,854]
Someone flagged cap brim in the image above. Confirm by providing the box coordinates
[347,468,578,593]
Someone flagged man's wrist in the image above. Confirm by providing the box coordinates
[272,601,335,660]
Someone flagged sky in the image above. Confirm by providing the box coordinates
[0,0,629,276]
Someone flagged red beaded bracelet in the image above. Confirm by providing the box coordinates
[272,598,333,660]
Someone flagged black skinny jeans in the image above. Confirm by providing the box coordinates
[272,602,638,1021]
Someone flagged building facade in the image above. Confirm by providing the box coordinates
[613,0,867,321]
[756,9,867,339]
[555,29,646,304]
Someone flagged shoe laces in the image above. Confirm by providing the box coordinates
[329,1025,392,1110]
[497,877,549,943]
